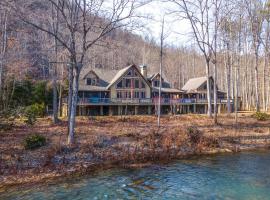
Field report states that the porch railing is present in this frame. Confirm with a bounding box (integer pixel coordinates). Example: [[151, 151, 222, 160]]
[[62, 97, 233, 105]]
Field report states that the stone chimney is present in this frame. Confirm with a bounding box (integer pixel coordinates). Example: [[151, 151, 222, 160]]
[[140, 65, 147, 78]]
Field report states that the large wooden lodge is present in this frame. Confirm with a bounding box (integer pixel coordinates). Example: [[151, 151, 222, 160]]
[[63, 64, 236, 116]]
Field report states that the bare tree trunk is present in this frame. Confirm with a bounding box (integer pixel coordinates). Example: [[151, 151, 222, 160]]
[[213, 62, 217, 123], [0, 10, 8, 111], [206, 60, 212, 117], [67, 62, 73, 130], [52, 0, 59, 123], [158, 17, 164, 127], [263, 53, 267, 111], [52, 65, 59, 123], [226, 45, 231, 113], [213, 0, 218, 124], [58, 82, 63, 117], [68, 65, 80, 145], [255, 51, 260, 112]]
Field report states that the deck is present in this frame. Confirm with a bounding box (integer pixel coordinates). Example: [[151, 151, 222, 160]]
[[63, 98, 234, 106]]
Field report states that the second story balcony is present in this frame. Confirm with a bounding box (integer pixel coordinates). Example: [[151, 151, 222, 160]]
[[63, 97, 233, 105]]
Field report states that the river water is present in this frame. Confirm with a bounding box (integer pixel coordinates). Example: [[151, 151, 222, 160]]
[[1, 150, 270, 200]]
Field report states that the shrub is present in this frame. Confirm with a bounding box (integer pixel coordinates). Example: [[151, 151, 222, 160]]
[[252, 112, 269, 121], [25, 103, 45, 117], [23, 134, 46, 150], [186, 126, 202, 144], [24, 103, 45, 125]]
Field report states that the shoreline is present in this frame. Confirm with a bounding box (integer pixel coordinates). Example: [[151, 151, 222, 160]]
[[1, 143, 269, 191], [1, 114, 270, 190]]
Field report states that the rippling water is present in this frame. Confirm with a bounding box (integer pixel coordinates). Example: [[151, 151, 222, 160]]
[[1, 151, 270, 200]]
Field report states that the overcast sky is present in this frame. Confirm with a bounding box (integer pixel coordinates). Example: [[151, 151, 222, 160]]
[[135, 1, 194, 47]]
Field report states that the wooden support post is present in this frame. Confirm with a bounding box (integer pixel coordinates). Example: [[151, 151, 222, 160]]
[[218, 104, 221, 114], [109, 106, 113, 116], [135, 106, 139, 115], [193, 104, 196, 113], [118, 106, 121, 115], [100, 106, 104, 116], [82, 106, 85, 116], [148, 106, 152, 115], [78, 106, 81, 116]]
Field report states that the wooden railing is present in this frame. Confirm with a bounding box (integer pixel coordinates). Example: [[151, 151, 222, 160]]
[[63, 97, 233, 105]]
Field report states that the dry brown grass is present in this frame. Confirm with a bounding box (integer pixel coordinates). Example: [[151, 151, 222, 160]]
[[1, 113, 270, 187]]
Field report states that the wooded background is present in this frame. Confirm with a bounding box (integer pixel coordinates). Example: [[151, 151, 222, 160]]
[[1, 0, 270, 115]]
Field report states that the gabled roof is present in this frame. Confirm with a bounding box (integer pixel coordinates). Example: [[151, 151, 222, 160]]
[[79, 65, 152, 91], [148, 72, 172, 89], [106, 65, 132, 89], [80, 67, 119, 86], [107, 64, 152, 89], [79, 67, 120, 91], [182, 76, 209, 92]]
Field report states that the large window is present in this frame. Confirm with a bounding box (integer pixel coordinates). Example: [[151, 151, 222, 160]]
[[135, 79, 140, 88], [153, 80, 160, 87], [125, 79, 131, 88], [86, 78, 91, 85], [134, 91, 140, 98], [127, 70, 133, 76], [116, 80, 123, 88], [125, 91, 131, 99], [141, 82, 145, 88], [141, 91, 146, 98], [117, 91, 122, 98], [86, 78, 97, 86]]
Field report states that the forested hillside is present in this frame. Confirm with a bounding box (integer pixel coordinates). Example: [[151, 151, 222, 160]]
[[1, 0, 270, 116]]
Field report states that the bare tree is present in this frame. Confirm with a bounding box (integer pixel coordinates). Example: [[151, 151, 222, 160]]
[[245, 0, 263, 112], [0, 7, 8, 110], [4, 0, 147, 144], [171, 0, 216, 117], [158, 16, 165, 127]]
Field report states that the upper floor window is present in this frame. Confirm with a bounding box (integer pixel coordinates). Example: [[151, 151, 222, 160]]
[[134, 91, 140, 98], [117, 91, 122, 98], [135, 79, 140, 88], [141, 91, 146, 98], [116, 80, 123, 88], [125, 91, 131, 99], [86, 78, 96, 86], [125, 79, 131, 88], [141, 82, 145, 88], [153, 80, 159, 87], [127, 70, 133, 76]]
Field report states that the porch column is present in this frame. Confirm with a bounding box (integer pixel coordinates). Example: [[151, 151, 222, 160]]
[[100, 106, 104, 116], [78, 106, 81, 116], [148, 106, 152, 115], [204, 105, 207, 114], [81, 106, 85, 116], [193, 104, 196, 113], [187, 105, 190, 113], [109, 106, 113, 116], [218, 104, 221, 114], [118, 106, 122, 115], [135, 106, 139, 115]]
